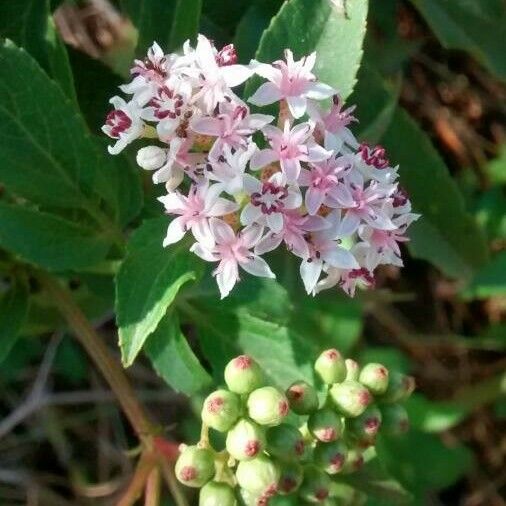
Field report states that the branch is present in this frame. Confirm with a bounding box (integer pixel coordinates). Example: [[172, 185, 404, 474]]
[[36, 271, 155, 441]]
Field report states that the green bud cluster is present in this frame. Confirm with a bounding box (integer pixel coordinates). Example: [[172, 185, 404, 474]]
[[175, 350, 415, 505]]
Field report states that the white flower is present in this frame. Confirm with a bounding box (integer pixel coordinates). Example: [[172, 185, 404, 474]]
[[191, 219, 275, 298], [102, 97, 144, 154], [240, 173, 302, 233], [249, 49, 335, 119], [158, 182, 238, 248]]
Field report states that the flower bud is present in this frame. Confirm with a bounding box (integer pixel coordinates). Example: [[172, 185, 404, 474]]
[[199, 481, 237, 506], [346, 404, 382, 445], [277, 461, 304, 495], [236, 455, 280, 496], [226, 418, 266, 461], [225, 355, 264, 394], [380, 372, 415, 403], [380, 404, 409, 435], [314, 349, 346, 385], [340, 449, 364, 474], [136, 145, 166, 170], [313, 440, 348, 474], [175, 445, 215, 488], [286, 381, 319, 415], [164, 166, 184, 192], [267, 424, 305, 461], [329, 381, 372, 418], [345, 359, 360, 381], [201, 389, 241, 432], [307, 408, 342, 443], [299, 465, 331, 503], [247, 386, 289, 426], [359, 363, 389, 395]]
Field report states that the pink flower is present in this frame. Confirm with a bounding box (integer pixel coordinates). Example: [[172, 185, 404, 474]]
[[158, 183, 238, 248], [191, 219, 275, 298], [255, 210, 329, 259], [357, 208, 420, 269], [298, 152, 352, 214], [339, 172, 396, 234], [317, 265, 375, 297], [308, 94, 358, 150], [355, 143, 398, 183], [190, 35, 253, 114], [102, 96, 144, 154], [299, 210, 360, 294], [249, 50, 335, 118], [250, 121, 330, 183], [240, 173, 302, 233], [191, 102, 273, 158]]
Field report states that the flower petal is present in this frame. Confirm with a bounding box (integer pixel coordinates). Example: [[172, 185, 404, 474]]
[[248, 82, 283, 106], [221, 64, 254, 87], [286, 95, 307, 119], [240, 203, 263, 226], [323, 246, 359, 269], [254, 233, 283, 255], [240, 255, 275, 278], [209, 218, 236, 244], [266, 212, 283, 233], [163, 216, 186, 246], [191, 117, 221, 137], [305, 187, 325, 215], [215, 260, 239, 299], [300, 258, 322, 294], [306, 81, 336, 100], [250, 149, 278, 170]]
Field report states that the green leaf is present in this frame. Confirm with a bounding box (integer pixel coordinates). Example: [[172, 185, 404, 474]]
[[0, 0, 76, 102], [121, 0, 201, 54], [409, 0, 506, 79], [233, 0, 283, 63], [115, 218, 202, 367], [180, 276, 319, 388], [463, 251, 506, 299], [169, 0, 202, 50], [376, 430, 473, 499], [0, 41, 134, 236], [405, 394, 466, 433], [245, 0, 368, 101], [0, 203, 111, 272], [144, 310, 212, 395], [0, 280, 29, 364], [351, 67, 488, 279]]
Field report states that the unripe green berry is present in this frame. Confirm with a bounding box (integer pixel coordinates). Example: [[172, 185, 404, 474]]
[[329, 381, 372, 417], [175, 445, 215, 488], [267, 424, 305, 461], [236, 455, 280, 496], [359, 363, 389, 395], [307, 408, 342, 443], [380, 372, 415, 403], [247, 386, 289, 426], [226, 418, 266, 461], [314, 349, 346, 385], [299, 465, 332, 503], [380, 404, 409, 435], [345, 359, 360, 381], [313, 440, 348, 474], [286, 381, 319, 415], [201, 389, 241, 432], [199, 481, 237, 506], [340, 448, 364, 474], [277, 461, 303, 495], [346, 404, 382, 445], [225, 355, 264, 394]]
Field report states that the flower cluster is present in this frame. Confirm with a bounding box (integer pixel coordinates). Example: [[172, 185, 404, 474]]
[[103, 35, 419, 298], [175, 350, 415, 505]]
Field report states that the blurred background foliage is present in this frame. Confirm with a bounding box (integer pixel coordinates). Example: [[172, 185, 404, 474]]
[[0, 0, 504, 504]]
